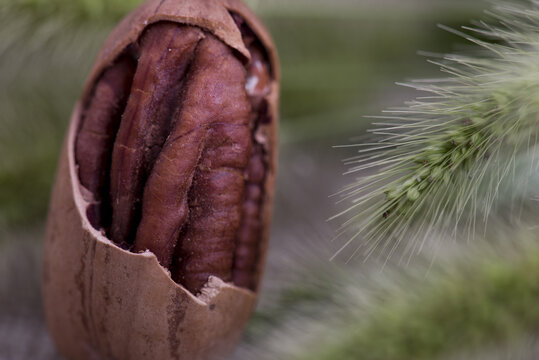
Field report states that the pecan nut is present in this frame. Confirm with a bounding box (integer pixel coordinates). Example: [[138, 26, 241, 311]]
[[42, 0, 278, 359]]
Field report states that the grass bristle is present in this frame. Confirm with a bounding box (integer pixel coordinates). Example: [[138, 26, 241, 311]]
[[334, 0, 539, 262]]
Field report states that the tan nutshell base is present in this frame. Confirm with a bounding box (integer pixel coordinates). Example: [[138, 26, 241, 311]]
[[42, 104, 257, 360]]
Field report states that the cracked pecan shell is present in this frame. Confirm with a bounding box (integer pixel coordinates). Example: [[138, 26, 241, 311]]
[[42, 0, 279, 359]]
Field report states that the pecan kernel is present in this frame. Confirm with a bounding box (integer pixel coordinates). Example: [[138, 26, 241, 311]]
[[75, 15, 274, 294]]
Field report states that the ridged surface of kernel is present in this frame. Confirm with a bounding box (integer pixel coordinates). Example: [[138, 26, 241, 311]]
[[75, 16, 274, 294]]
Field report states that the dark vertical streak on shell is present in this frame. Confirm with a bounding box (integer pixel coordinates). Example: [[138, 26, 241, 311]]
[[167, 288, 187, 360], [109, 23, 203, 246]]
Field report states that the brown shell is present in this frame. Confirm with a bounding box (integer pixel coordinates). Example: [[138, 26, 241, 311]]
[[42, 0, 279, 359]]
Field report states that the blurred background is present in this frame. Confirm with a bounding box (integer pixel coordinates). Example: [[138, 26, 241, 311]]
[[2, 0, 539, 359]]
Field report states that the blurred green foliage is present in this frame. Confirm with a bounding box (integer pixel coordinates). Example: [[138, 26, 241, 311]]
[[0, 4, 112, 227], [0, 0, 481, 228], [301, 247, 539, 360], [246, 271, 337, 342], [12, 0, 142, 20], [1, 1, 538, 360], [270, 10, 481, 141]]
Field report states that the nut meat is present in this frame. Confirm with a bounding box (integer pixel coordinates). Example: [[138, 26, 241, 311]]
[[43, 0, 278, 359]]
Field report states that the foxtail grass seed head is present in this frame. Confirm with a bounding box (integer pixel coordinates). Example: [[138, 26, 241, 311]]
[[334, 0, 539, 262]]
